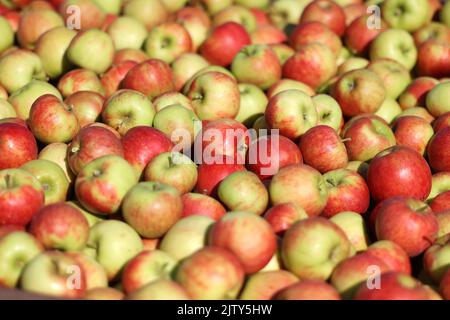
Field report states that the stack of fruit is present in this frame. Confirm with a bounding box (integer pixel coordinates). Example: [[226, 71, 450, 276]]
[[0, 0, 450, 300]]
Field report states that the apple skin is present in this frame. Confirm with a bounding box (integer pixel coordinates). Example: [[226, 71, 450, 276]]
[[440, 269, 450, 300], [270, 164, 328, 217], [57, 69, 105, 98], [39, 142, 74, 183], [428, 172, 450, 202], [354, 272, 434, 300], [123, 0, 168, 31], [200, 22, 251, 67], [0, 224, 24, 238], [171, 53, 209, 92], [231, 44, 281, 90], [265, 89, 318, 140], [375, 197, 438, 257], [0, 231, 43, 288], [424, 240, 450, 283], [413, 22, 450, 46], [0, 16, 13, 54], [0, 122, 37, 169], [330, 211, 369, 253], [427, 127, 450, 173], [338, 57, 369, 75], [100, 61, 137, 99], [366, 240, 412, 275], [20, 251, 86, 299], [67, 126, 124, 175], [75, 155, 137, 215], [264, 203, 308, 236], [0, 168, 44, 226], [127, 279, 191, 300], [300, 0, 346, 36], [426, 82, 450, 117], [312, 94, 343, 132], [398, 77, 439, 110], [29, 203, 89, 252], [430, 191, 450, 213], [60, 0, 106, 30], [392, 116, 434, 155], [275, 280, 341, 300], [64, 91, 105, 128], [121, 59, 174, 100], [299, 125, 348, 173], [21, 159, 70, 205], [123, 182, 182, 238], [282, 217, 351, 280], [175, 246, 245, 300], [28, 94, 79, 144], [113, 48, 148, 65], [160, 215, 214, 261], [153, 91, 194, 112], [68, 252, 108, 290], [433, 112, 450, 133], [84, 220, 143, 281], [121, 250, 177, 294], [212, 5, 257, 33], [251, 25, 287, 45], [239, 270, 298, 300], [270, 44, 295, 65], [247, 134, 303, 180], [121, 126, 174, 178], [235, 83, 267, 126], [0, 99, 16, 119], [282, 43, 337, 91], [381, 0, 429, 32], [290, 22, 342, 57], [182, 65, 235, 95], [175, 6, 211, 52], [397, 106, 435, 124], [107, 16, 147, 51], [367, 58, 411, 100], [181, 192, 226, 221], [344, 13, 387, 55], [85, 287, 124, 300]]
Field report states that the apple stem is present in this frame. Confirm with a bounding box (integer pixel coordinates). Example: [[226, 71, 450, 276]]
[[341, 138, 352, 143], [4, 174, 12, 189]]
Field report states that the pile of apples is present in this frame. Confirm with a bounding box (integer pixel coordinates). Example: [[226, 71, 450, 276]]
[[0, 0, 450, 301]]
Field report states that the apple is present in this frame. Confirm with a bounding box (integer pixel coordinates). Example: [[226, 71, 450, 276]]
[[311, 94, 343, 132], [182, 65, 235, 95], [290, 22, 342, 57], [0, 224, 24, 238], [382, 0, 429, 32], [343, 3, 367, 25], [413, 22, 450, 46], [107, 16, 147, 51], [121, 59, 174, 100], [0, 122, 37, 169], [396, 107, 435, 124], [398, 77, 439, 110], [240, 270, 298, 300], [67, 251, 108, 290], [300, 0, 346, 36], [200, 22, 251, 67], [175, 6, 211, 52], [345, 161, 369, 179], [265, 89, 318, 140], [75, 155, 137, 215], [424, 240, 450, 283], [344, 14, 387, 55], [430, 191, 450, 213], [235, 0, 270, 9], [433, 112, 450, 133], [264, 202, 308, 235], [121, 250, 176, 294], [85, 287, 125, 300], [21, 159, 69, 205], [441, 0, 450, 27], [428, 172, 450, 202], [67, 29, 114, 74], [102, 89, 156, 136], [213, 5, 257, 33], [186, 71, 240, 121], [122, 126, 174, 178], [374, 97, 402, 124], [247, 134, 303, 180], [330, 211, 369, 253], [38, 142, 74, 183], [127, 279, 191, 300], [235, 83, 268, 127], [417, 40, 450, 78], [66, 200, 105, 228], [426, 82, 450, 117], [367, 58, 411, 100], [231, 44, 281, 90], [171, 53, 209, 91], [299, 125, 348, 173], [282, 217, 351, 280], [57, 69, 105, 98], [270, 164, 328, 217], [365, 240, 411, 275], [113, 48, 148, 64], [270, 44, 295, 65], [370, 29, 418, 71], [28, 94, 79, 144], [181, 192, 226, 221], [64, 91, 105, 128], [0, 231, 42, 288], [251, 25, 287, 45], [101, 61, 138, 98], [60, 0, 106, 30], [20, 251, 86, 298], [268, 0, 311, 30], [152, 91, 194, 112], [123, 0, 168, 30], [440, 269, 450, 300], [159, 215, 214, 261], [275, 280, 341, 300], [282, 43, 337, 90], [427, 127, 450, 173], [0, 84, 7, 100], [337, 57, 369, 75], [0, 16, 13, 54], [0, 49, 46, 94], [144, 152, 197, 195], [392, 115, 434, 155]]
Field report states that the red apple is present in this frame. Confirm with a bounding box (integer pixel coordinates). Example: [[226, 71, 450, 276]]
[[264, 202, 308, 235], [417, 40, 450, 78], [430, 191, 450, 213], [290, 22, 342, 57], [113, 48, 148, 64], [0, 122, 37, 169], [343, 3, 367, 26], [300, 0, 346, 36], [64, 91, 105, 128], [366, 240, 412, 275], [0, 224, 24, 238], [398, 77, 439, 110], [275, 280, 341, 300], [181, 192, 226, 221], [250, 25, 286, 45], [427, 127, 450, 173], [57, 68, 105, 98], [101, 60, 138, 98], [433, 112, 450, 133], [392, 116, 434, 155], [344, 14, 387, 54]]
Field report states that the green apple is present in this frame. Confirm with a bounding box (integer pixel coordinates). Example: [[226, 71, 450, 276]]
[[35, 27, 77, 79], [159, 215, 215, 261], [69, 252, 108, 290], [396, 107, 435, 123], [370, 29, 417, 71], [67, 29, 115, 74], [8, 80, 62, 120], [152, 105, 200, 151], [182, 65, 235, 95], [39, 142, 74, 183], [312, 94, 343, 132], [127, 279, 191, 300], [160, 0, 188, 12], [84, 220, 143, 281], [441, 0, 450, 27], [260, 250, 282, 272], [235, 0, 270, 9], [267, 79, 315, 99], [338, 57, 369, 75], [427, 173, 450, 201], [346, 161, 369, 180], [21, 159, 70, 205], [382, 0, 429, 32], [218, 171, 268, 215], [368, 58, 412, 99], [0, 50, 46, 94], [0, 16, 13, 54], [374, 97, 403, 124], [0, 99, 16, 119], [239, 270, 298, 300], [426, 82, 450, 117], [66, 200, 105, 227], [330, 211, 369, 253], [92, 0, 122, 14], [123, 0, 169, 30], [337, 47, 352, 66], [171, 53, 209, 91], [213, 5, 257, 33], [424, 241, 450, 283], [235, 83, 268, 127], [102, 89, 156, 136], [107, 17, 148, 51], [197, 0, 234, 15], [0, 232, 43, 288], [144, 152, 198, 195], [153, 91, 194, 112], [268, 0, 312, 29], [270, 44, 295, 65]]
